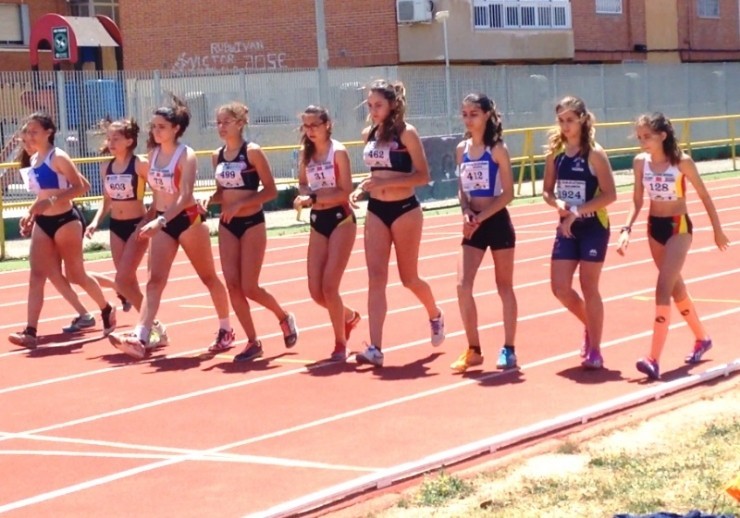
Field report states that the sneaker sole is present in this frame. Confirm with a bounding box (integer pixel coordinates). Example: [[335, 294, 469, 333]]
[[109, 336, 146, 360], [355, 355, 383, 367], [8, 336, 38, 349], [234, 351, 263, 363], [636, 362, 660, 380]]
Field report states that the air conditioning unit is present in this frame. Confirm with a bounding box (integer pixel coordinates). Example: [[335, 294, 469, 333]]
[[397, 0, 433, 24]]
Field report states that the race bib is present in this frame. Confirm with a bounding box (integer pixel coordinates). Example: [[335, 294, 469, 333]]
[[105, 174, 135, 200], [363, 142, 393, 168], [644, 173, 678, 201], [148, 169, 176, 194], [215, 162, 246, 189], [460, 160, 490, 193], [306, 162, 336, 191], [20, 167, 40, 194], [557, 179, 586, 206]]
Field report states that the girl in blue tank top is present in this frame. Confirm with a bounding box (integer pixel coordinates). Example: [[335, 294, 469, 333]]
[[542, 96, 616, 371], [451, 93, 519, 374]]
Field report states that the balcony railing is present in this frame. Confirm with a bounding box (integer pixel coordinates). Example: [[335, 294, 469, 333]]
[[473, 0, 572, 30]]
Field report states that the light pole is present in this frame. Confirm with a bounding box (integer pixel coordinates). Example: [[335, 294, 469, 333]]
[[315, 0, 330, 108], [435, 10, 452, 135]]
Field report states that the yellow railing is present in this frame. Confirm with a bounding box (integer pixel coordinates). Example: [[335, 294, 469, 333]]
[[1, 114, 738, 259]]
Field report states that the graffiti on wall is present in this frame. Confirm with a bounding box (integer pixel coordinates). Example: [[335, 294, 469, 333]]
[[172, 40, 287, 74]]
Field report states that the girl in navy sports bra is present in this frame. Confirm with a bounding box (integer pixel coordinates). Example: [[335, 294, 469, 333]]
[[451, 93, 519, 374], [108, 96, 232, 359], [203, 102, 298, 362], [293, 105, 359, 362], [617, 112, 730, 380], [85, 118, 160, 323], [349, 79, 445, 368], [8, 113, 116, 349], [542, 96, 616, 371]]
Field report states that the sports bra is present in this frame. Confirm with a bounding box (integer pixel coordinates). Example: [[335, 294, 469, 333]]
[[640, 153, 685, 202], [306, 138, 344, 191], [21, 149, 71, 194], [148, 144, 187, 194], [104, 155, 144, 201], [362, 125, 413, 173], [459, 140, 502, 198], [214, 142, 260, 191]]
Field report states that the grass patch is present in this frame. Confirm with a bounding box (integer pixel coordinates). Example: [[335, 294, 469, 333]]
[[378, 397, 740, 517], [411, 471, 474, 508]]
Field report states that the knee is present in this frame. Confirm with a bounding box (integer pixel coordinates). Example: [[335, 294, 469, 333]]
[[147, 274, 168, 294], [115, 271, 136, 289], [456, 279, 474, 298], [242, 283, 263, 301], [400, 275, 422, 291], [550, 282, 570, 301], [321, 281, 340, 302], [496, 280, 514, 298], [223, 276, 242, 295], [65, 269, 87, 286]]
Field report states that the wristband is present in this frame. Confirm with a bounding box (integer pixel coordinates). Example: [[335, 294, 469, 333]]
[[569, 205, 580, 218], [620, 226, 632, 234], [309, 193, 317, 203], [156, 215, 167, 228]]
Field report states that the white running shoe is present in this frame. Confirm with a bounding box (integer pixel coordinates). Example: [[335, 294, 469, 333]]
[[355, 344, 384, 367], [430, 310, 445, 347]]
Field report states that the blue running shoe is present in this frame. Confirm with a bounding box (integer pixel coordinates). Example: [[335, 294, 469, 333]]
[[636, 357, 660, 380], [685, 338, 712, 364], [581, 348, 604, 370], [496, 347, 517, 370]]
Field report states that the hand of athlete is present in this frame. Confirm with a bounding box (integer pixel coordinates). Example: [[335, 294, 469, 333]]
[[220, 201, 241, 224], [19, 213, 34, 238], [715, 230, 730, 251], [349, 187, 365, 206], [293, 195, 312, 210], [462, 209, 479, 239], [84, 221, 98, 239], [616, 230, 630, 256], [559, 213, 577, 238], [137, 219, 161, 240]]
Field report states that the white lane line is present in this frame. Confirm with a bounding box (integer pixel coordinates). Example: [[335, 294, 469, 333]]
[[1, 303, 738, 514]]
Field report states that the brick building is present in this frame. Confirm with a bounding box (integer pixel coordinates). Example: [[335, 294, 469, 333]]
[[0, 0, 738, 72]]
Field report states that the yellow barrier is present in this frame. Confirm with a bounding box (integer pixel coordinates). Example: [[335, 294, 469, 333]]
[[1, 115, 738, 259]]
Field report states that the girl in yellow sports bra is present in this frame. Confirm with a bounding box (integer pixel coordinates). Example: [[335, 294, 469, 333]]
[[108, 96, 232, 360], [617, 112, 730, 380]]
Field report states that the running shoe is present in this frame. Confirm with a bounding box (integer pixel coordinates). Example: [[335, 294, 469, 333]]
[[234, 340, 264, 363], [345, 311, 361, 340], [450, 349, 484, 373], [581, 348, 604, 370], [430, 311, 445, 347], [280, 313, 298, 348], [636, 357, 660, 380], [355, 344, 384, 367], [8, 328, 38, 349], [102, 305, 117, 336], [330, 342, 348, 362], [62, 313, 96, 333], [148, 321, 170, 349], [109, 332, 147, 360], [496, 347, 518, 370], [208, 328, 236, 353], [684, 338, 713, 364]]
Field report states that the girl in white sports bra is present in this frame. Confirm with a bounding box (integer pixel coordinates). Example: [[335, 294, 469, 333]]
[[108, 96, 233, 360], [617, 112, 729, 380]]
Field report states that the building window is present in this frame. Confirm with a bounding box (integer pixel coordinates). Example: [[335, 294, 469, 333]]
[[473, 0, 571, 30], [697, 0, 719, 18], [595, 0, 622, 14], [69, 0, 120, 23], [0, 3, 30, 45]]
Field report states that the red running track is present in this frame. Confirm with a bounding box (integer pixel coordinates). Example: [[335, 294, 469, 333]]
[[1, 177, 739, 517]]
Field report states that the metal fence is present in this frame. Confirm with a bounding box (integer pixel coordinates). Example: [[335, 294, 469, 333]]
[[1, 62, 739, 200]]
